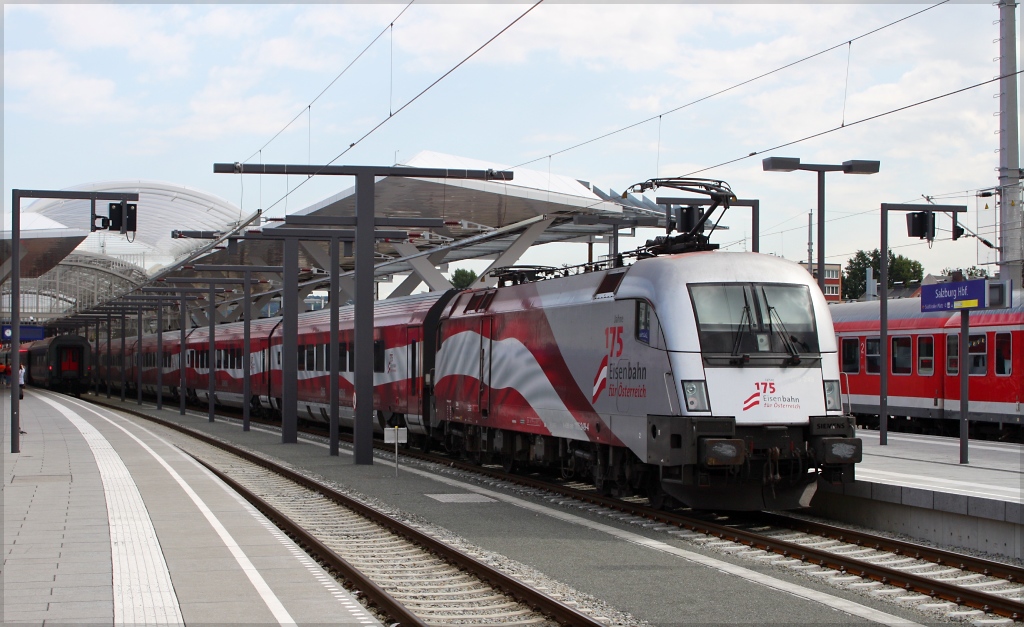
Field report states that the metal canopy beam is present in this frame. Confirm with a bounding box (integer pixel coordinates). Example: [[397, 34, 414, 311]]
[[389, 251, 450, 298], [476, 217, 556, 288], [217, 162, 513, 464], [9, 189, 140, 454], [285, 215, 445, 228], [391, 243, 453, 292], [877, 203, 968, 451]]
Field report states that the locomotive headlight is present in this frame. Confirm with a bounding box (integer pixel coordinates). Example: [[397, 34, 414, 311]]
[[682, 380, 710, 412], [823, 380, 842, 411]]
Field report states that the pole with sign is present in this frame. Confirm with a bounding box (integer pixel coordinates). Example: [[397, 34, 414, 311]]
[[920, 278, 1013, 463], [384, 427, 408, 477]]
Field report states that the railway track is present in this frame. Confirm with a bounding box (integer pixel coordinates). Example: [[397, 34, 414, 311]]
[[151, 427, 612, 626], [397, 447, 1024, 623], [86, 395, 1023, 623]]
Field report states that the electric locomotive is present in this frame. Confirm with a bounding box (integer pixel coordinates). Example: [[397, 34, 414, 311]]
[[97, 178, 863, 510]]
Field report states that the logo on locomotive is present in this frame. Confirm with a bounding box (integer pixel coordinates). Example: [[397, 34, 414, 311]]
[[593, 323, 648, 404], [742, 380, 801, 411]]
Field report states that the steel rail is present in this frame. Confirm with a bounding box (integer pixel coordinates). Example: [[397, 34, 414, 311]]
[[90, 400, 606, 627], [187, 452, 427, 627], [83, 396, 1022, 620], [754, 511, 1020, 583], [384, 447, 1023, 620]]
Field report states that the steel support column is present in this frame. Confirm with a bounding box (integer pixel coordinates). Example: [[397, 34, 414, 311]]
[[354, 173, 375, 464], [208, 284, 216, 422], [120, 313, 126, 402], [180, 294, 187, 416], [137, 307, 143, 405], [243, 271, 252, 432], [282, 238, 299, 443], [330, 238, 340, 456], [960, 312, 970, 464], [106, 313, 112, 399], [156, 301, 163, 410]]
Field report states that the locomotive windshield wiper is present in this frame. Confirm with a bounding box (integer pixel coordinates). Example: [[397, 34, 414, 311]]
[[730, 291, 755, 361], [761, 287, 801, 365]]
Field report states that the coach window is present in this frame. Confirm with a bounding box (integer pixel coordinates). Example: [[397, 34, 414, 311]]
[[841, 338, 859, 374], [995, 333, 1011, 375], [891, 337, 912, 375], [946, 334, 958, 375], [918, 336, 934, 376], [865, 337, 880, 374], [968, 334, 987, 375]]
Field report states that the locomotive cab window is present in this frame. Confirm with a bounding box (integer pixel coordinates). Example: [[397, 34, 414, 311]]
[[865, 338, 880, 374], [689, 283, 818, 358], [841, 338, 859, 374], [891, 336, 912, 375], [995, 333, 1011, 376], [918, 336, 934, 376], [636, 301, 651, 344]]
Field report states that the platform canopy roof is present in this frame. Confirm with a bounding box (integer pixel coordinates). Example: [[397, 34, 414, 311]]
[[47, 151, 682, 323], [154, 151, 666, 297], [1, 213, 88, 283]]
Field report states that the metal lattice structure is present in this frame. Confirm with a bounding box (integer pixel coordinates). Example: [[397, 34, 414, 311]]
[[1, 251, 148, 323]]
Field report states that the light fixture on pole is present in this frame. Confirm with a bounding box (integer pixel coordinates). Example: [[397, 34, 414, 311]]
[[762, 157, 879, 293]]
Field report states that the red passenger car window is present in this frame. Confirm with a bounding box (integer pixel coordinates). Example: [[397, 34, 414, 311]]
[[917, 336, 934, 376], [995, 333, 1012, 376]]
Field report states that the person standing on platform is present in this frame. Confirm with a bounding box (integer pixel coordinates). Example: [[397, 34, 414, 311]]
[[19, 363, 26, 399], [0, 363, 7, 387]]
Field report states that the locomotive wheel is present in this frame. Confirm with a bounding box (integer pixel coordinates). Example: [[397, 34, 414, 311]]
[[249, 396, 264, 418], [501, 453, 517, 474]]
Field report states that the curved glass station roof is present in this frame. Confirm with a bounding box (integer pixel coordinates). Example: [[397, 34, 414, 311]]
[[25, 180, 247, 273]]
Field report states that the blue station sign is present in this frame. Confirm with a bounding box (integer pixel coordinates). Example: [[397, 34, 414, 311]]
[[920, 279, 987, 312], [1, 325, 46, 342]]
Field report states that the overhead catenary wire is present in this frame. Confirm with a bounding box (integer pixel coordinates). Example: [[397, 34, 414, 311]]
[[242, 1, 416, 165], [257, 1, 544, 216], [511, 1, 950, 170], [682, 71, 1023, 178]]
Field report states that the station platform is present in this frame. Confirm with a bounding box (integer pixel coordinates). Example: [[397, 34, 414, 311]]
[[50, 390, 942, 626], [811, 429, 1022, 559], [2, 388, 381, 626]]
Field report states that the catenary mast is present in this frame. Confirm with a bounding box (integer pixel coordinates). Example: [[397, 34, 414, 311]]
[[997, 0, 1021, 283]]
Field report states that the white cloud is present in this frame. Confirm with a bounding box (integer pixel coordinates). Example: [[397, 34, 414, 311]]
[[23, 4, 194, 78], [3, 49, 134, 123]]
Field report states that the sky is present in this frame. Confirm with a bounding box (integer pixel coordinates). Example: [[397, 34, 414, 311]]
[[3, 2, 1019, 286]]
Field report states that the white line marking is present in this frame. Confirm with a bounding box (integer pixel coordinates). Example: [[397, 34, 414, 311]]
[[47, 394, 297, 627], [36, 395, 185, 626], [856, 469, 1021, 503], [246, 422, 924, 626]]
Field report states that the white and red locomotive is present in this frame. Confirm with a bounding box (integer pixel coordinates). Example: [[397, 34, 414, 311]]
[[831, 292, 1022, 439], [90, 249, 860, 511]]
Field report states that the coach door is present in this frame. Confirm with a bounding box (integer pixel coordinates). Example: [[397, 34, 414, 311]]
[[406, 326, 419, 417], [60, 346, 82, 378], [479, 317, 492, 419]]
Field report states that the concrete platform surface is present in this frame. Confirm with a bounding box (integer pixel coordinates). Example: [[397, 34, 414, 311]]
[[46, 390, 962, 626], [3, 387, 381, 626]]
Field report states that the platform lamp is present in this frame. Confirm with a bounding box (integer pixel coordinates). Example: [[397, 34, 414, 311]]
[[762, 157, 880, 293]]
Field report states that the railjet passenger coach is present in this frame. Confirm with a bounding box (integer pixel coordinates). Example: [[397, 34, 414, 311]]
[[91, 178, 862, 510]]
